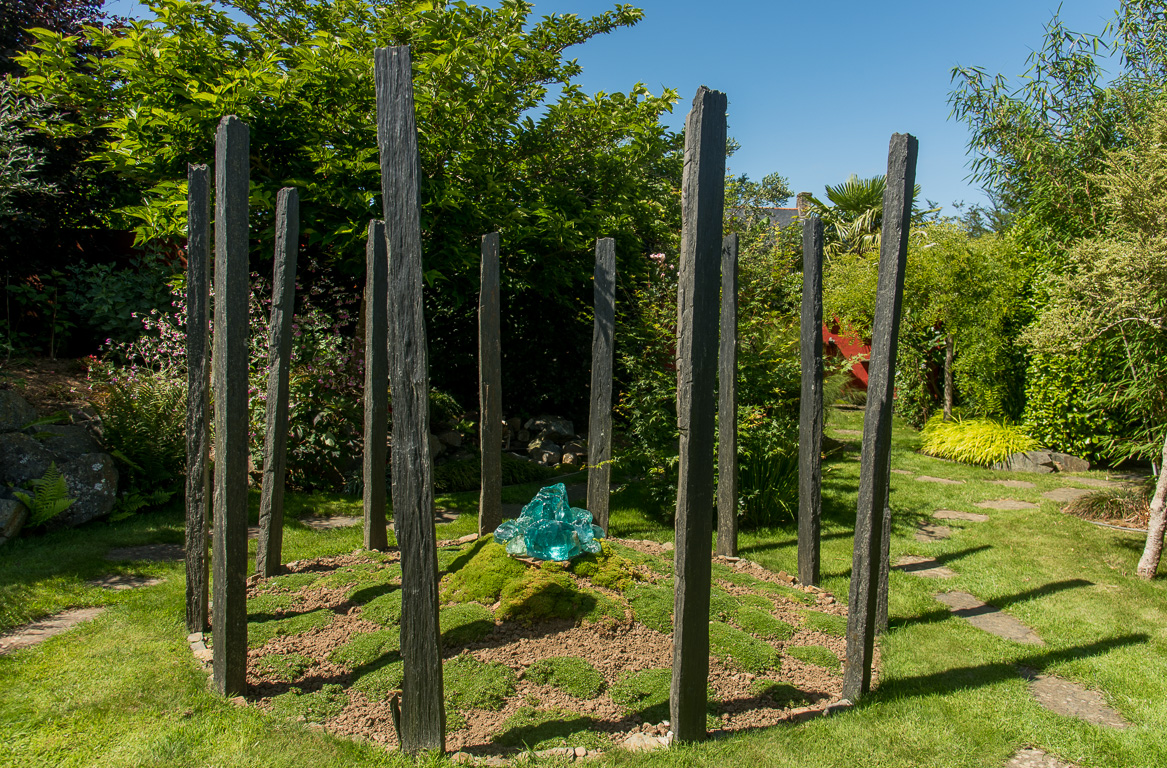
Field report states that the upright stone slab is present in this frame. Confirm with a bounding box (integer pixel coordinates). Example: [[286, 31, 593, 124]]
[[211, 116, 250, 697], [184, 163, 211, 634], [877, 499, 891, 634], [256, 187, 300, 577], [798, 216, 824, 586], [587, 237, 616, 533], [375, 46, 444, 754], [364, 220, 390, 551], [843, 133, 917, 701], [670, 85, 726, 744], [716, 233, 738, 557], [479, 232, 503, 536]]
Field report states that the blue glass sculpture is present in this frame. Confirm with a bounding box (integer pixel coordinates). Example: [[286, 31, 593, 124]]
[[492, 483, 605, 561]]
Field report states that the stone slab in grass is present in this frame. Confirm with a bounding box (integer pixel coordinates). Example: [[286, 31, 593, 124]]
[[935, 591, 1043, 645], [933, 509, 989, 523], [0, 607, 105, 655], [989, 480, 1037, 489], [975, 499, 1038, 511], [890, 468, 912, 475], [1006, 748, 1081, 768], [914, 522, 952, 542], [915, 475, 966, 485], [833, 429, 862, 437], [1067, 477, 1125, 489], [87, 574, 165, 590], [301, 515, 362, 530], [1041, 488, 1095, 503], [105, 544, 183, 562], [1024, 672, 1130, 728], [894, 555, 955, 578]]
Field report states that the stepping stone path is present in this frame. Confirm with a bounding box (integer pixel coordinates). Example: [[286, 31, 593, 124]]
[[934, 591, 1043, 645], [1005, 748, 1080, 768], [894, 555, 955, 578], [1041, 488, 1094, 503], [916, 475, 965, 485], [1021, 670, 1130, 728], [105, 544, 184, 562], [933, 509, 990, 523], [890, 468, 912, 475], [989, 480, 1036, 489], [1069, 477, 1125, 489], [0, 607, 105, 655], [975, 499, 1038, 511], [833, 429, 863, 437], [86, 575, 164, 590], [915, 522, 952, 542]]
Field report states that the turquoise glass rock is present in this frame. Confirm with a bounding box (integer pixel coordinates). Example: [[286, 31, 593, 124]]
[[492, 482, 604, 561]]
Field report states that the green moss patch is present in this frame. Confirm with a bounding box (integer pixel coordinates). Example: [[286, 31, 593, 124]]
[[269, 683, 349, 722], [260, 571, 324, 593], [525, 656, 605, 699], [569, 546, 644, 592], [496, 569, 622, 624], [440, 539, 527, 604], [444, 653, 517, 711], [785, 644, 841, 671], [709, 587, 737, 621], [317, 562, 400, 598], [446, 704, 468, 731], [609, 668, 672, 722], [255, 652, 313, 683], [247, 592, 295, 619], [607, 542, 672, 576], [802, 610, 847, 637], [351, 659, 405, 701], [440, 602, 495, 646], [627, 584, 672, 633], [749, 679, 810, 706], [360, 590, 402, 626], [328, 628, 400, 670], [732, 606, 795, 641], [248, 608, 333, 649], [756, 581, 816, 605], [709, 622, 781, 674], [493, 706, 608, 750]]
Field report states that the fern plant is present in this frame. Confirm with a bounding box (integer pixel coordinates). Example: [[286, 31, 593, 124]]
[[13, 463, 77, 527], [920, 415, 1039, 466]]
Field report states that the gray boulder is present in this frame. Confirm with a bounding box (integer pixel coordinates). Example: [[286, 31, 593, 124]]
[[0, 390, 37, 432], [0, 498, 27, 545], [0, 432, 55, 487], [991, 450, 1090, 474], [31, 425, 102, 459], [524, 415, 575, 441], [527, 435, 562, 465], [53, 453, 119, 529], [1048, 452, 1091, 472]]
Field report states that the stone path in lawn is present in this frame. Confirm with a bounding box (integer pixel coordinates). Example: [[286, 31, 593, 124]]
[[1041, 488, 1094, 503], [0, 607, 105, 655], [915, 475, 965, 485], [934, 591, 1043, 645], [1068, 477, 1125, 489], [86, 574, 164, 590], [1005, 748, 1081, 768], [933, 509, 990, 522], [833, 429, 863, 437], [1019, 669, 1131, 728], [894, 555, 955, 578], [976, 499, 1038, 511], [914, 522, 952, 542], [989, 480, 1036, 489], [105, 543, 184, 561], [890, 468, 912, 475]]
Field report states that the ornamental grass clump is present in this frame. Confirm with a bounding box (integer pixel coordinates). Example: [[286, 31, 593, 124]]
[[920, 415, 1039, 466]]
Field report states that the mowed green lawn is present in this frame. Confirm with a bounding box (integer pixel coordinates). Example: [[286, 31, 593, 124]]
[[1, 410, 1164, 767]]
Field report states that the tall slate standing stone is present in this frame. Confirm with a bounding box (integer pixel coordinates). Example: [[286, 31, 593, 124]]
[[375, 46, 444, 754], [587, 237, 616, 533], [798, 216, 824, 586], [478, 232, 503, 536], [876, 494, 892, 634], [670, 86, 727, 744], [716, 233, 738, 557], [256, 187, 300, 577], [185, 163, 211, 634], [843, 133, 918, 701], [364, 220, 390, 551], [211, 116, 250, 696]]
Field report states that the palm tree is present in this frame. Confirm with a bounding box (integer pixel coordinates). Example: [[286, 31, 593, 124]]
[[806, 174, 923, 260]]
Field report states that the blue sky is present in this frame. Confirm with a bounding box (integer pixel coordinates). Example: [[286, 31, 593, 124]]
[[105, 0, 1120, 213]]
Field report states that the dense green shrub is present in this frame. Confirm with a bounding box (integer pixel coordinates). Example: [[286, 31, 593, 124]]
[[1022, 352, 1120, 463], [920, 415, 1039, 466]]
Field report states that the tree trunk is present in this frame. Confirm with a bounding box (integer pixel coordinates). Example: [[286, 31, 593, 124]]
[[1137, 432, 1167, 579], [943, 333, 954, 421]]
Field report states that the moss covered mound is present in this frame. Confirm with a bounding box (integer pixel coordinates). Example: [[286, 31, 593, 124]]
[[497, 567, 623, 624], [329, 627, 399, 669], [255, 652, 313, 683], [440, 538, 527, 605], [609, 668, 672, 722], [248, 608, 333, 649], [440, 602, 495, 646], [269, 684, 348, 721], [526, 656, 606, 699], [786, 644, 841, 671], [444, 653, 516, 711], [494, 707, 609, 751], [803, 610, 847, 637], [709, 622, 781, 674]]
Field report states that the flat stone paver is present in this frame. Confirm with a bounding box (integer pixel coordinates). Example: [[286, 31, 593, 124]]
[[915, 522, 952, 542], [989, 480, 1037, 489], [105, 544, 184, 562], [975, 499, 1038, 511], [1041, 488, 1095, 503], [87, 575, 164, 590], [916, 475, 966, 485], [301, 515, 362, 530], [894, 555, 955, 578], [0, 607, 105, 655], [935, 591, 1043, 645], [890, 469, 912, 475], [933, 509, 990, 522], [1024, 672, 1130, 728], [833, 429, 863, 437], [1069, 477, 1124, 489], [1005, 748, 1080, 768]]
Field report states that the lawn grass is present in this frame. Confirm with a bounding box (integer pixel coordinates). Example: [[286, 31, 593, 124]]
[[1, 408, 1165, 766]]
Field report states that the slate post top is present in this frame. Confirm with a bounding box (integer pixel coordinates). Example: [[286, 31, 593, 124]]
[[216, 114, 249, 136], [691, 85, 728, 111]]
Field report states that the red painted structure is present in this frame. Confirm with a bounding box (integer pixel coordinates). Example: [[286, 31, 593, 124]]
[[823, 320, 871, 389]]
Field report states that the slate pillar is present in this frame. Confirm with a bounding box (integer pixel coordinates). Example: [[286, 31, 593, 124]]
[[587, 237, 616, 533], [670, 85, 727, 744], [798, 216, 824, 586], [716, 233, 738, 557], [211, 115, 250, 697], [184, 163, 211, 634], [375, 45, 445, 754], [843, 133, 917, 701], [364, 219, 390, 551], [479, 232, 503, 537], [256, 187, 300, 577]]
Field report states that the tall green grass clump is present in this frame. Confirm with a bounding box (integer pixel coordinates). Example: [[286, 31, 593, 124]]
[[919, 415, 1039, 466]]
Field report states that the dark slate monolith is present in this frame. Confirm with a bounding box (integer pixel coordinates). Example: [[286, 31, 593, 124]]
[[478, 232, 503, 536], [876, 498, 891, 634], [587, 237, 616, 534], [375, 45, 445, 754], [256, 187, 300, 577], [670, 85, 727, 744], [364, 219, 390, 551], [185, 163, 211, 634], [211, 115, 250, 697], [843, 133, 918, 701], [798, 216, 824, 586], [716, 233, 738, 557]]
